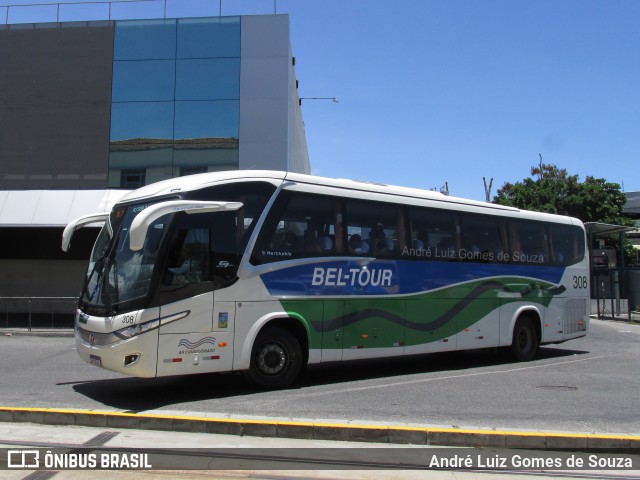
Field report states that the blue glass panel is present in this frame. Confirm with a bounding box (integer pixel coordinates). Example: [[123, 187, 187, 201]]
[[112, 60, 175, 102], [110, 102, 174, 141], [173, 148, 239, 174], [174, 101, 239, 140], [175, 58, 240, 101], [114, 19, 176, 60], [177, 17, 240, 58]]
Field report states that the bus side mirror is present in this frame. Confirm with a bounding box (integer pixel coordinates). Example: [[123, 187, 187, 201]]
[[62, 212, 109, 252], [129, 200, 243, 251]]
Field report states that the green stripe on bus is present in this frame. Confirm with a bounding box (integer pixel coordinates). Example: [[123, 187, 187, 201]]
[[283, 277, 559, 349]]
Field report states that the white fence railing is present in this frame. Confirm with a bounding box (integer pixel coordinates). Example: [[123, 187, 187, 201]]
[[1, 296, 78, 330], [1, 0, 221, 25]]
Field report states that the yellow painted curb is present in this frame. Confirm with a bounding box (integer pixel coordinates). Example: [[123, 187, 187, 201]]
[[1, 406, 639, 446]]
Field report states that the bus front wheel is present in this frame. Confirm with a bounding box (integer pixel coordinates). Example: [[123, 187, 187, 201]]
[[245, 327, 302, 389], [510, 316, 539, 362]]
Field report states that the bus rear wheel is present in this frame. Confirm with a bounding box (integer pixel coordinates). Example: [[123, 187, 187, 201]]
[[245, 327, 302, 389], [510, 316, 539, 362]]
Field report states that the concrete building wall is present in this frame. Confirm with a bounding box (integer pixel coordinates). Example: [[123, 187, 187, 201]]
[[238, 15, 291, 171], [0, 259, 86, 297], [288, 47, 310, 174], [0, 22, 114, 190]]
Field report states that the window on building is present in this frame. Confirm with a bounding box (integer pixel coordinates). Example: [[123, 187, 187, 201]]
[[177, 17, 240, 58], [175, 58, 240, 101], [114, 20, 177, 60], [120, 168, 146, 189], [179, 166, 208, 177]]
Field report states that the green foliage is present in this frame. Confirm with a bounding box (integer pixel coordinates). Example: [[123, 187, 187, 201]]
[[494, 162, 635, 264], [494, 162, 633, 226]]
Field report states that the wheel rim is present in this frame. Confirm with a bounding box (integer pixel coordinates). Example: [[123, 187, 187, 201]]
[[517, 326, 532, 352], [256, 341, 287, 376]]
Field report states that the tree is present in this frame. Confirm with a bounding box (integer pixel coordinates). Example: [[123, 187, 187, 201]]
[[494, 162, 632, 226], [494, 162, 635, 263]]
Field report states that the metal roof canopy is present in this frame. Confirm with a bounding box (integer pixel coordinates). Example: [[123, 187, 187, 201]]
[[585, 222, 637, 269], [585, 222, 637, 237], [0, 189, 130, 227]]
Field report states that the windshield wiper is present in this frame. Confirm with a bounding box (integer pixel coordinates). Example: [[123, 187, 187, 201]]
[[101, 257, 115, 315]]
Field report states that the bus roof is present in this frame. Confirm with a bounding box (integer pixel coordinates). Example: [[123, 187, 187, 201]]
[[117, 170, 582, 226]]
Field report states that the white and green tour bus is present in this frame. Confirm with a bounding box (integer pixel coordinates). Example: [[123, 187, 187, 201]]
[[62, 171, 589, 388]]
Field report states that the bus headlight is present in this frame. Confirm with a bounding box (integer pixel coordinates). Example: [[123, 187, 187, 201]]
[[115, 318, 160, 340]]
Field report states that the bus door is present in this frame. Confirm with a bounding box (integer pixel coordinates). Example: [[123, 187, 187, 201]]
[[153, 210, 237, 376]]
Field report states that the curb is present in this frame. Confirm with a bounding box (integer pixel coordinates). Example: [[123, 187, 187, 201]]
[[1, 407, 639, 451]]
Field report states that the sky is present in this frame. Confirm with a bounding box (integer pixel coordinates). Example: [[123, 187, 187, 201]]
[[3, 0, 639, 201]]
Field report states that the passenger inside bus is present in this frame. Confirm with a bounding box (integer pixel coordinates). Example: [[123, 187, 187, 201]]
[[349, 233, 369, 255], [167, 231, 209, 285], [369, 225, 390, 255]]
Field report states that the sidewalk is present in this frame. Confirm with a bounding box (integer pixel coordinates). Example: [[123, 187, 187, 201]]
[[1, 406, 639, 451], [590, 298, 640, 323], [4, 423, 639, 480]]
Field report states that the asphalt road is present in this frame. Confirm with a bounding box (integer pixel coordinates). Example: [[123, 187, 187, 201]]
[[1, 319, 639, 435]]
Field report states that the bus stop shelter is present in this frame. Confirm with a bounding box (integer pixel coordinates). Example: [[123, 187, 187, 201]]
[[585, 222, 639, 321]]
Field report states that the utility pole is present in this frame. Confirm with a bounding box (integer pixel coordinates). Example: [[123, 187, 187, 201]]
[[483, 177, 493, 202]]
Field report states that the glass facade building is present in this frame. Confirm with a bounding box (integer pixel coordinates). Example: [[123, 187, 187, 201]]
[[0, 11, 309, 317], [0, 13, 309, 190], [109, 17, 242, 187]]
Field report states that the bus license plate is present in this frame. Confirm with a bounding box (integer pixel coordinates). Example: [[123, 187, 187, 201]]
[[89, 354, 102, 367]]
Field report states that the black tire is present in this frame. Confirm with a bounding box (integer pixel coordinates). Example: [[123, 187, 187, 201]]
[[510, 316, 539, 362], [245, 327, 303, 389]]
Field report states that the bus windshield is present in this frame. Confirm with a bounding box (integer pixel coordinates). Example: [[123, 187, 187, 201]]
[[80, 203, 169, 315], [78, 181, 278, 316]]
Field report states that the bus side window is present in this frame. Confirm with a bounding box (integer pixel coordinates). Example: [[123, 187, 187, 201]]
[[251, 191, 343, 264], [167, 228, 209, 285], [345, 200, 404, 259], [460, 214, 507, 262], [197, 181, 277, 249], [407, 208, 458, 261], [549, 224, 584, 266], [155, 222, 214, 306], [510, 220, 549, 264]]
